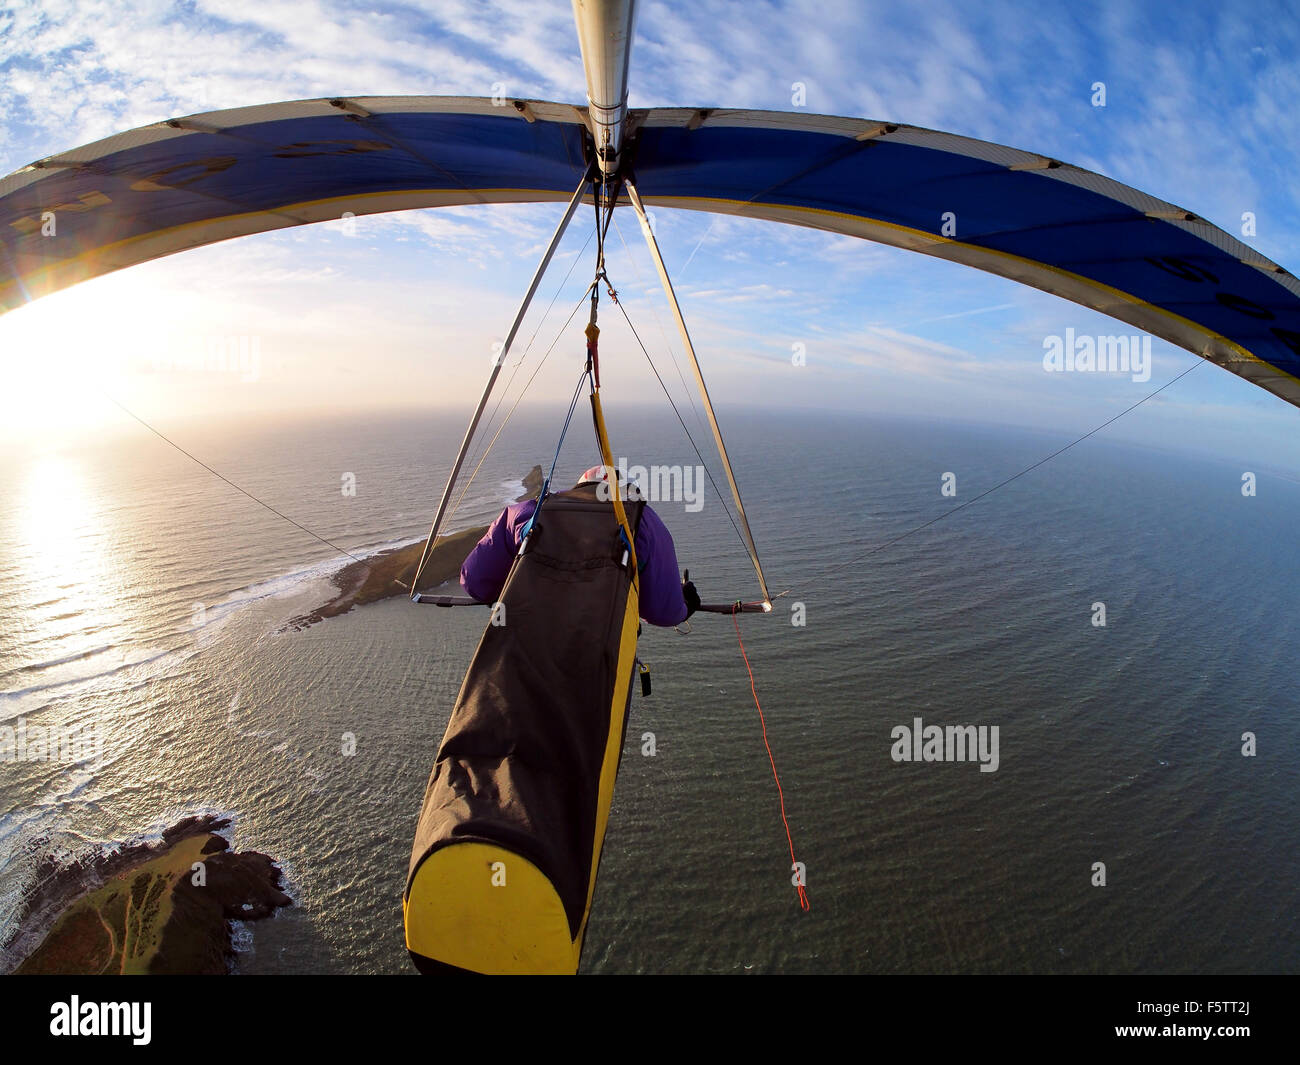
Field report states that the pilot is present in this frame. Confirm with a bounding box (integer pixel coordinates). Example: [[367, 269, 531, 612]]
[[460, 464, 700, 626]]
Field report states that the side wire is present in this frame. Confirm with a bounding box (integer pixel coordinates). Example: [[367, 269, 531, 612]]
[[610, 214, 706, 433], [822, 358, 1205, 576], [446, 228, 596, 523], [100, 393, 369, 565], [445, 283, 597, 524], [609, 289, 753, 564]]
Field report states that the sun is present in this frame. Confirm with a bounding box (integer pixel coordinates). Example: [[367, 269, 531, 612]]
[[0, 270, 188, 441]]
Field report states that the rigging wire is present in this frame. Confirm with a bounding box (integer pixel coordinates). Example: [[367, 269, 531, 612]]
[[610, 214, 707, 434], [445, 283, 597, 526], [586, 220, 799, 903], [100, 393, 370, 566], [99, 210, 1191, 615], [546, 364, 595, 493], [93, 206, 613, 601], [608, 290, 755, 568], [820, 359, 1205, 577], [447, 187, 623, 527], [446, 229, 596, 519], [5, 246, 373, 570]]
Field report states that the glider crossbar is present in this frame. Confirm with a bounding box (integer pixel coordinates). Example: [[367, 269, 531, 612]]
[[412, 594, 487, 607]]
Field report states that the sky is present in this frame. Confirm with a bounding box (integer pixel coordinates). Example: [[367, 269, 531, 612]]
[[2, 0, 1300, 470]]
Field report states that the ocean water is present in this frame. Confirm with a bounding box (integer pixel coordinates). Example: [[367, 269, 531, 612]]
[[1, 405, 1297, 974]]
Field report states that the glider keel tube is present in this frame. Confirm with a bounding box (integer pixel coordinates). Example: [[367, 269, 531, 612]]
[[572, 0, 638, 178]]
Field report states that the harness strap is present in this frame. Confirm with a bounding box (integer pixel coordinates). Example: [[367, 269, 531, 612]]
[[585, 320, 600, 389], [516, 488, 545, 554], [590, 384, 638, 581]]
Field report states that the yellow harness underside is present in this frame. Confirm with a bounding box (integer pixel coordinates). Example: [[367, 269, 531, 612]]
[[403, 578, 641, 974]]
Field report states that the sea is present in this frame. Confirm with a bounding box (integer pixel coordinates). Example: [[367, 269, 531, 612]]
[[0, 405, 1297, 974]]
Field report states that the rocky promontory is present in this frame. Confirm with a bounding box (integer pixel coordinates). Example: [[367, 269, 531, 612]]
[[7, 815, 290, 975], [287, 464, 543, 630]]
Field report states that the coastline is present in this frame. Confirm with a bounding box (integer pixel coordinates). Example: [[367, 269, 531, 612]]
[[6, 814, 290, 975], [286, 464, 543, 630], [1, 467, 546, 973]]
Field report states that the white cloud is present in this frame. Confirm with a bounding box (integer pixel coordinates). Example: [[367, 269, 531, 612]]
[[1, 0, 1297, 453]]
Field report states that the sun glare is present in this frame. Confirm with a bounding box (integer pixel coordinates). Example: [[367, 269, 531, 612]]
[[14, 452, 126, 651], [19, 455, 96, 557], [0, 273, 185, 440]]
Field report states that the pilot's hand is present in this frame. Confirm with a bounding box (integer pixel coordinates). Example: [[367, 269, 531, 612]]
[[682, 569, 701, 618]]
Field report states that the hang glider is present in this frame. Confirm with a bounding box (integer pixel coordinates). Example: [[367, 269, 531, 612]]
[[3, 102, 1300, 408], [5, 0, 1298, 977]]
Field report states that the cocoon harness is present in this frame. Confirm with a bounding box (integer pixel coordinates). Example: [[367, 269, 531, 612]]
[[404, 480, 644, 974]]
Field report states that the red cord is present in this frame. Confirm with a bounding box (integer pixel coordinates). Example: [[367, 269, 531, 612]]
[[733, 606, 809, 911]]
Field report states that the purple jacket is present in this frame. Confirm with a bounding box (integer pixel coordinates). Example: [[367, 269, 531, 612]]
[[460, 496, 688, 627]]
